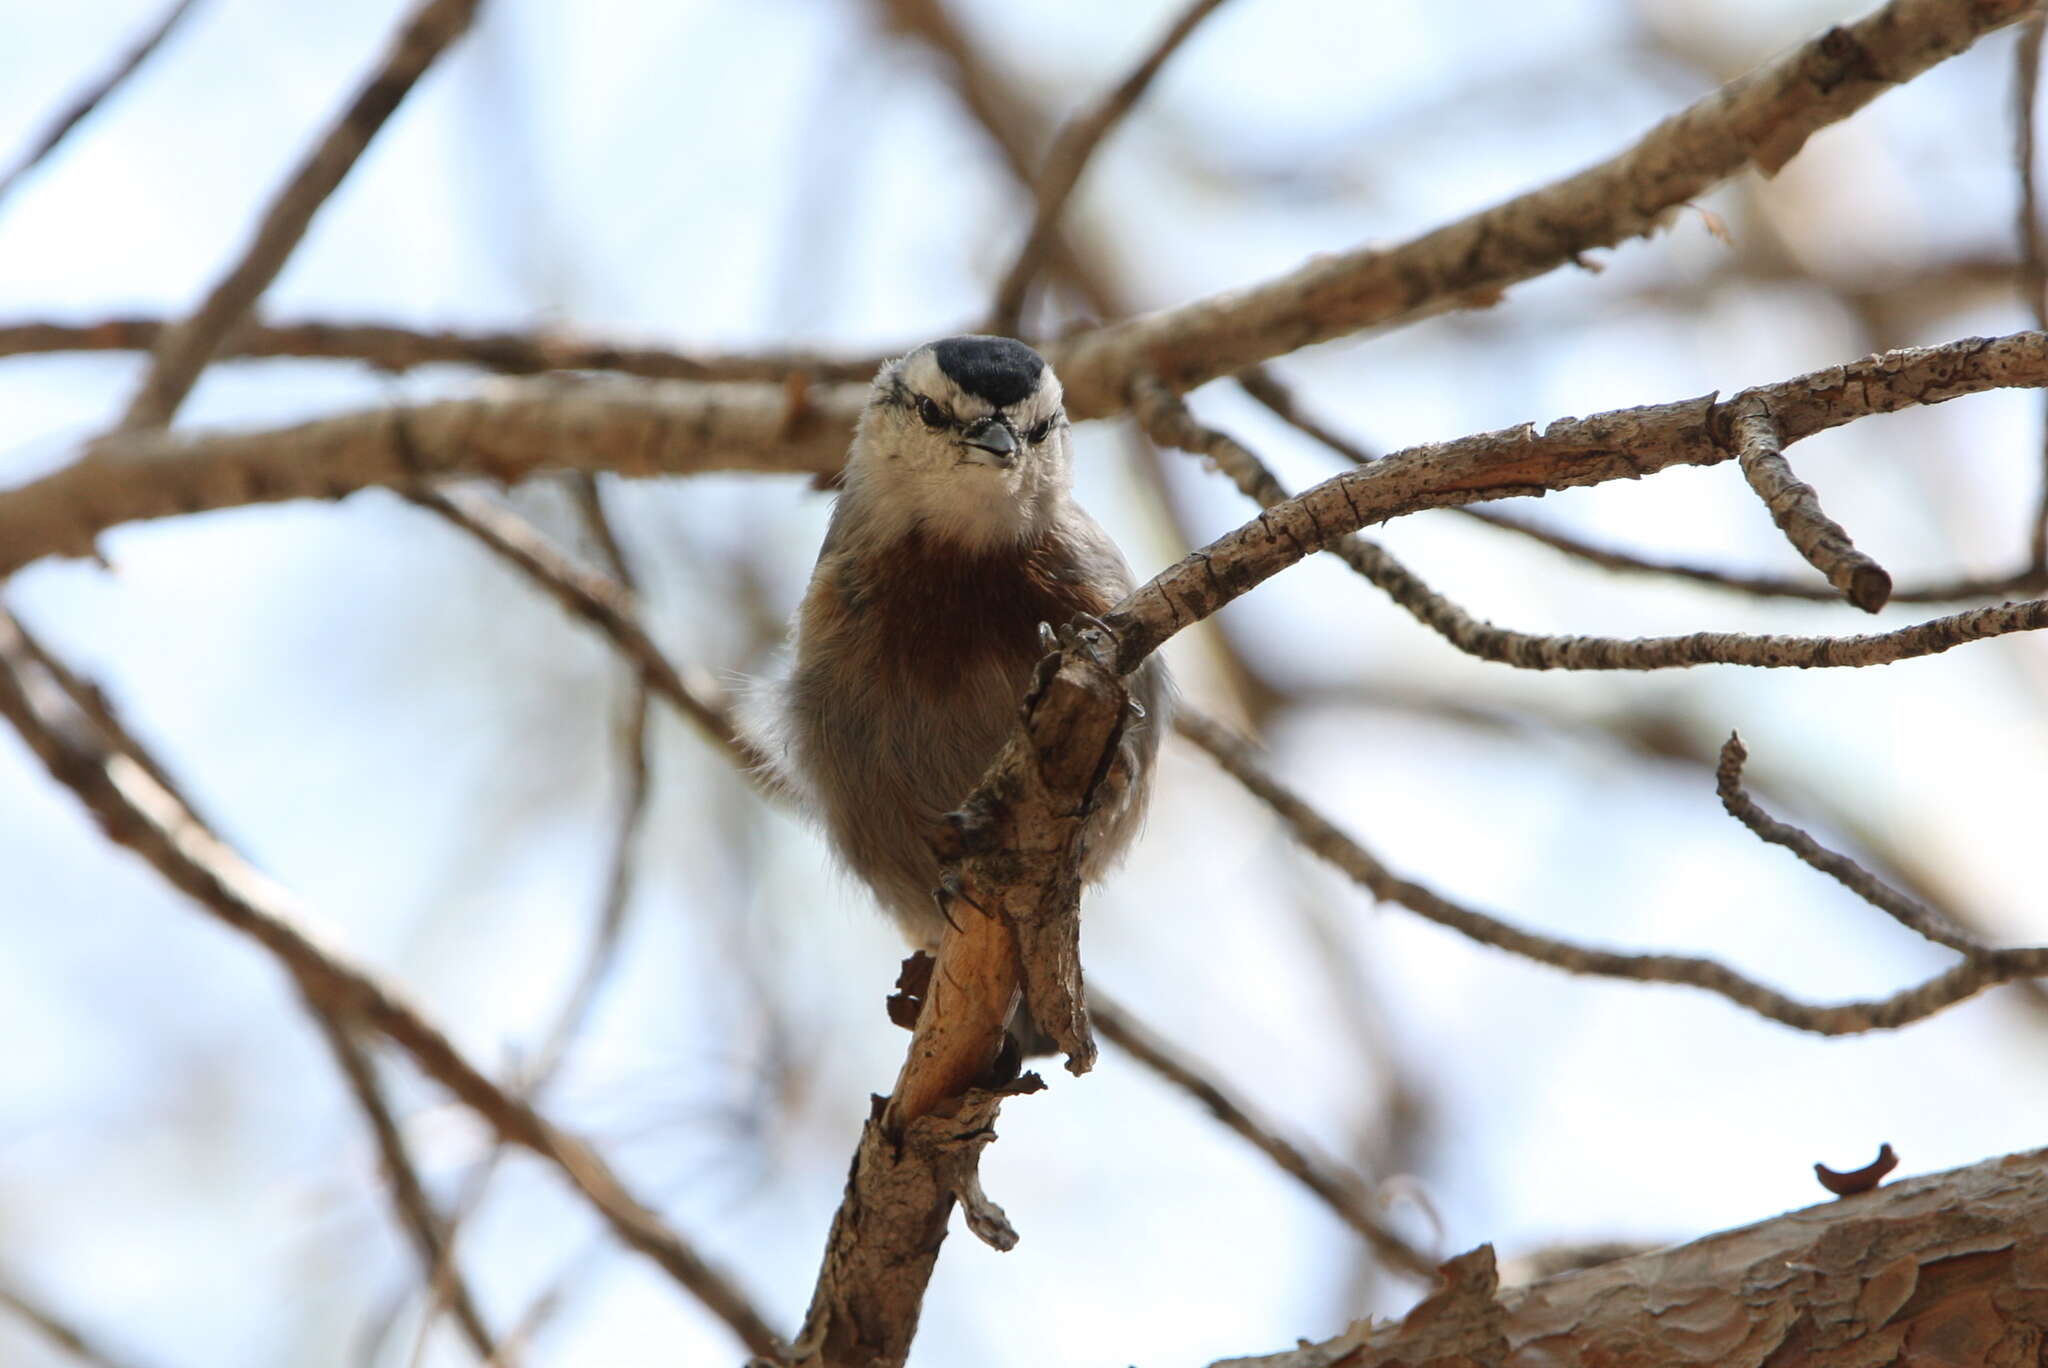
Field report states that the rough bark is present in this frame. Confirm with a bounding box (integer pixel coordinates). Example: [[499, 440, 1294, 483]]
[[1216, 1147, 2048, 1367]]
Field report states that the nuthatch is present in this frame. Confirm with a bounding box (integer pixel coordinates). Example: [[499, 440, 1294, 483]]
[[752, 336, 1166, 966]]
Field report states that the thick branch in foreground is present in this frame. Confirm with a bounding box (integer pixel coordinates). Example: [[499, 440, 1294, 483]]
[[1046, 0, 2036, 415], [1176, 710, 2048, 1034], [0, 618, 784, 1361], [1216, 1145, 2048, 1367]]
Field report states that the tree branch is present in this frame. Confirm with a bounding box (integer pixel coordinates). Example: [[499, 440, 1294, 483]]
[[986, 0, 1232, 334], [792, 637, 1132, 1368], [0, 0, 201, 211], [313, 1013, 500, 1361], [1731, 403, 1893, 611], [1714, 732, 1985, 957], [1175, 708, 2048, 1035], [115, 0, 482, 430], [874, 0, 1122, 321], [1047, 0, 2038, 416], [0, 316, 886, 384], [0, 373, 860, 577], [1240, 362, 2045, 605], [1214, 1145, 2048, 1367], [0, 614, 785, 1361], [1090, 994, 1436, 1281], [8, 610, 502, 1359], [402, 482, 763, 775], [1109, 333, 2048, 673], [0, 1275, 156, 1368]]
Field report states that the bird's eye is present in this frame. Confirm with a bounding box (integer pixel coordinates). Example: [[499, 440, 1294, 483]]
[[916, 396, 949, 429], [1027, 418, 1054, 444]]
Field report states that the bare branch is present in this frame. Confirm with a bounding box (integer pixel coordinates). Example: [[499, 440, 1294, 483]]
[[986, 0, 1232, 333], [1460, 510, 2039, 605], [2016, 15, 2048, 570], [1715, 733, 1985, 956], [9, 613, 501, 1360], [0, 0, 201, 210], [1731, 404, 1893, 611], [313, 1014, 500, 1361], [1109, 333, 2048, 674], [874, 0, 1122, 319], [403, 484, 764, 775], [1215, 1145, 2048, 1367], [793, 640, 1132, 1368], [0, 372, 860, 577], [522, 475, 656, 1084], [115, 0, 482, 430], [1089, 994, 1435, 1281], [0, 316, 886, 384], [1047, 0, 2038, 416], [0, 1276, 155, 1368], [1240, 364, 2038, 604], [0, 616, 785, 1361], [1175, 708, 2048, 1035]]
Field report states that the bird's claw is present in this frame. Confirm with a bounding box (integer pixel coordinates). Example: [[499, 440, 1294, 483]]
[[932, 870, 987, 933], [1047, 612, 1118, 668]]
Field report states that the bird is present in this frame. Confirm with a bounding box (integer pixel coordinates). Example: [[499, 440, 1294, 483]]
[[750, 335, 1166, 980]]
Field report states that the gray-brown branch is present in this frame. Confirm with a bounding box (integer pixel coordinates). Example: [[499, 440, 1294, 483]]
[[1108, 332, 2048, 675], [1731, 404, 1893, 611], [1176, 709, 2048, 1035], [1047, 0, 2039, 416], [1715, 732, 1985, 956], [115, 0, 482, 430], [0, 617, 785, 1361]]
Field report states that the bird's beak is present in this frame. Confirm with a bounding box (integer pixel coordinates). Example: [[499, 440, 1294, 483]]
[[959, 416, 1017, 468]]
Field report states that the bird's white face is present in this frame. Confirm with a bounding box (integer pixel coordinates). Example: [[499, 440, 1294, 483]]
[[844, 337, 1071, 554]]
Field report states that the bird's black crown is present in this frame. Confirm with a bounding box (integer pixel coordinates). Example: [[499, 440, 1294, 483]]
[[930, 335, 1046, 408]]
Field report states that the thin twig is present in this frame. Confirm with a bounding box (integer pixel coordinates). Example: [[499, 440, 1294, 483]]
[[875, 0, 1121, 319], [0, 316, 887, 384], [1714, 733, 1985, 956], [986, 0, 1231, 333], [1089, 994, 1436, 1280], [314, 1013, 502, 1362], [0, 616, 785, 1361], [116, 0, 482, 430], [404, 485, 763, 775], [0, 1277, 154, 1368], [0, 0, 201, 210], [9, 612, 504, 1360], [408, 479, 657, 1361], [1731, 404, 1893, 611], [526, 475, 656, 1084], [1176, 708, 2048, 1035], [2017, 15, 2048, 570]]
